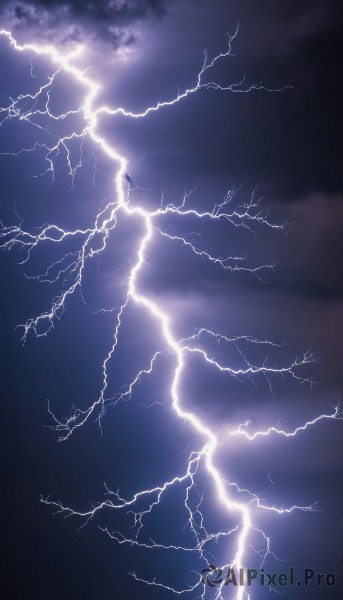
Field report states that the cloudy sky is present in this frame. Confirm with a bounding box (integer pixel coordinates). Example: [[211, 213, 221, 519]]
[[1, 1, 342, 599]]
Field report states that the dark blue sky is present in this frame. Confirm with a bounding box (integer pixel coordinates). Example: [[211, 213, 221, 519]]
[[1, 1, 342, 599]]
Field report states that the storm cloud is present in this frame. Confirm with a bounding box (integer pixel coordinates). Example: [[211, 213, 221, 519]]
[[0, 0, 167, 46]]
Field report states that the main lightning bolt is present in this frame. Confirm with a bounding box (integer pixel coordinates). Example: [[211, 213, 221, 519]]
[[1, 26, 341, 599]]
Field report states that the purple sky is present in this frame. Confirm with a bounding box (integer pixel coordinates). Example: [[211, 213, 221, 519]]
[[1, 2, 342, 599]]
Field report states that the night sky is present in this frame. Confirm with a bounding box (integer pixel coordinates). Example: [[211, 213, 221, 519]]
[[1, 1, 343, 599]]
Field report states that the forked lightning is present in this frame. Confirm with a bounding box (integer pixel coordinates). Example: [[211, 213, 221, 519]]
[[1, 27, 341, 599]]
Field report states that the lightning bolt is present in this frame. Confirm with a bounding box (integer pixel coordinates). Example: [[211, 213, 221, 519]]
[[1, 26, 341, 600]]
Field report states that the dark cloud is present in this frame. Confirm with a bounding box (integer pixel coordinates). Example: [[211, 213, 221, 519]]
[[0, 0, 167, 46], [9, 0, 167, 20]]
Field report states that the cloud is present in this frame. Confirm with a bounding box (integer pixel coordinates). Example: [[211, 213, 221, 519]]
[[0, 0, 168, 48]]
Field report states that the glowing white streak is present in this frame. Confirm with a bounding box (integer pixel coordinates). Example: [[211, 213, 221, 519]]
[[94, 24, 291, 121], [230, 404, 342, 440], [0, 27, 340, 600], [158, 229, 275, 279]]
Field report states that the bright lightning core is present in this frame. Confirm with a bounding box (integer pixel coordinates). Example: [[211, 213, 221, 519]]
[[0, 27, 341, 600]]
